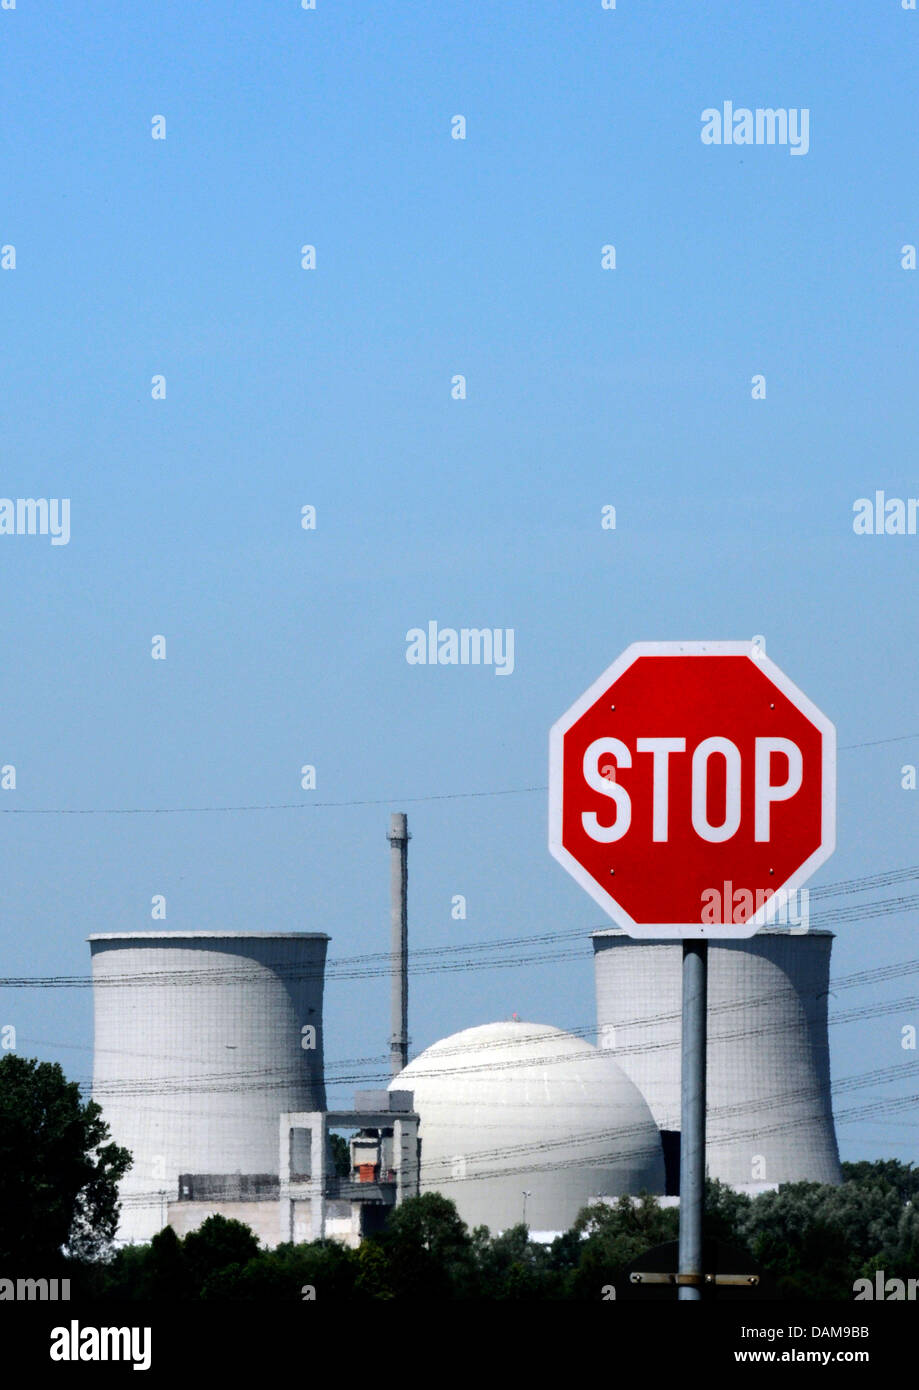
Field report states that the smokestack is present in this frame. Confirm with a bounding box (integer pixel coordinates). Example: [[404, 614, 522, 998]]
[[388, 812, 410, 1077]]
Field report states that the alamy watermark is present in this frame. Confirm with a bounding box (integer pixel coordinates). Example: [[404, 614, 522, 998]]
[[0, 498, 70, 545], [0, 1276, 70, 1301], [50, 1321, 151, 1370], [852, 492, 919, 535], [853, 1270, 919, 1300], [701, 882, 810, 931], [701, 103, 810, 156], [405, 622, 515, 676]]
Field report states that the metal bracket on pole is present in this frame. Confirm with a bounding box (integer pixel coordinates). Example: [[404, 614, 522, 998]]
[[631, 1272, 760, 1288]]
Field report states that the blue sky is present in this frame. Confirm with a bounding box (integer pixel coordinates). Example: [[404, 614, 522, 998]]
[[2, 2, 918, 1164]]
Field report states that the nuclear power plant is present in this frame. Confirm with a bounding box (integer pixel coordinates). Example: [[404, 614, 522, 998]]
[[88, 816, 842, 1247]]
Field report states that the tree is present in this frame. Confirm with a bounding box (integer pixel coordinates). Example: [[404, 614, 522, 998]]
[[182, 1214, 261, 1291], [384, 1191, 472, 1265], [0, 1054, 131, 1267], [375, 1193, 475, 1298], [474, 1223, 562, 1299], [737, 1177, 906, 1299], [101, 1216, 264, 1300], [841, 1159, 919, 1204], [201, 1240, 360, 1301], [353, 1238, 395, 1300], [543, 1227, 585, 1298], [570, 1193, 679, 1298], [703, 1177, 753, 1249], [103, 1225, 191, 1302]]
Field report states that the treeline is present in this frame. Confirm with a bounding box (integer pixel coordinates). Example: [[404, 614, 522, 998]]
[[71, 1161, 919, 1301], [4, 1057, 917, 1300]]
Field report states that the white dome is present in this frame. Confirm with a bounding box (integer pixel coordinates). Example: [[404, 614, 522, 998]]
[[389, 1020, 664, 1233]]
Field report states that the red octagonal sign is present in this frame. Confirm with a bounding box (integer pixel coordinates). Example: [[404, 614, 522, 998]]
[[549, 641, 836, 938]]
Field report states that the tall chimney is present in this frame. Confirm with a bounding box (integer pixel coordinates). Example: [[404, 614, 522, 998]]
[[388, 812, 410, 1077]]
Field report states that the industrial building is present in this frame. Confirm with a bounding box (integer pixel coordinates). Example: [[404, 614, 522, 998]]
[[592, 928, 842, 1190], [387, 1020, 664, 1233], [279, 1090, 419, 1246], [88, 931, 333, 1244]]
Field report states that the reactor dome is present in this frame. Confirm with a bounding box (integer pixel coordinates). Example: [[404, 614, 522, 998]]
[[389, 1020, 665, 1233]]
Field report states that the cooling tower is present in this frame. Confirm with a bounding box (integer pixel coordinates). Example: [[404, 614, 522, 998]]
[[88, 932, 328, 1242], [592, 930, 841, 1188], [389, 1021, 665, 1232]]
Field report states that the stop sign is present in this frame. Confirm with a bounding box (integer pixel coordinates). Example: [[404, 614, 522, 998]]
[[548, 641, 835, 938]]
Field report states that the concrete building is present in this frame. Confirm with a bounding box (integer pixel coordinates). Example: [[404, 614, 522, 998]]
[[389, 1020, 665, 1233], [88, 931, 329, 1243], [279, 1091, 419, 1247], [592, 929, 842, 1190]]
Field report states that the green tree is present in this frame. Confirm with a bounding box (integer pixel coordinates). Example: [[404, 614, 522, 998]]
[[570, 1193, 678, 1298], [841, 1159, 919, 1204], [738, 1177, 905, 1298], [475, 1223, 564, 1299], [182, 1214, 261, 1292], [703, 1177, 753, 1249], [100, 1224, 191, 1301], [377, 1192, 476, 1299], [0, 1054, 131, 1267], [385, 1191, 472, 1265], [200, 1239, 360, 1301], [542, 1228, 585, 1298], [143, 1225, 192, 1301], [353, 1239, 395, 1300], [100, 1216, 263, 1300]]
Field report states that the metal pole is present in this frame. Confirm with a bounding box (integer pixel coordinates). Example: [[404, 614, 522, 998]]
[[678, 939, 708, 1301], [388, 813, 410, 1078]]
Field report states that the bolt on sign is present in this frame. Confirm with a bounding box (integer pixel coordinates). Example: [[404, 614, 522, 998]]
[[548, 641, 836, 938]]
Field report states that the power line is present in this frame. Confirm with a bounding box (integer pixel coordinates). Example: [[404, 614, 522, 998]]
[[840, 733, 919, 751], [0, 787, 546, 815], [7, 865, 919, 1108], [20, 953, 919, 1099], [4, 884, 918, 992], [0, 726, 913, 817]]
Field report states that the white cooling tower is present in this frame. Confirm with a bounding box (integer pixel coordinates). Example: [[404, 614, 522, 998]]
[[88, 932, 328, 1242], [389, 1021, 665, 1233], [592, 929, 841, 1188]]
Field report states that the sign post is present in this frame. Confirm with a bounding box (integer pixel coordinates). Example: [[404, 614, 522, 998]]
[[549, 639, 836, 1297], [678, 939, 707, 1300]]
